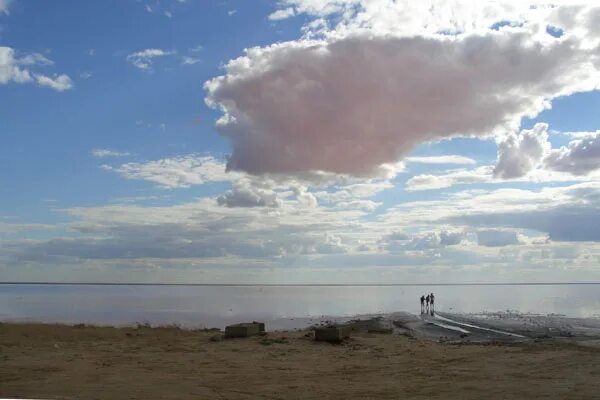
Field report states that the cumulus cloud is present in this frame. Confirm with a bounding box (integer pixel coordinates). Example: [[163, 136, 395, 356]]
[[494, 123, 550, 179], [276, 0, 600, 38], [217, 181, 281, 208], [544, 131, 600, 175], [385, 181, 600, 242], [0, 47, 73, 91], [439, 230, 466, 246], [126, 48, 174, 70], [382, 230, 465, 252], [4, 196, 362, 264], [406, 125, 600, 191], [205, 4, 600, 178], [5, 178, 600, 281], [102, 155, 238, 188], [0, 47, 32, 84]]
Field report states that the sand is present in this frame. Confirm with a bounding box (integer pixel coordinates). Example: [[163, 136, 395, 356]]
[[2, 322, 600, 399]]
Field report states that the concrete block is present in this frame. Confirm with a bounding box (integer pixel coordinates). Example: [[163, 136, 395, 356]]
[[314, 325, 352, 342], [225, 322, 264, 338], [252, 321, 265, 333]]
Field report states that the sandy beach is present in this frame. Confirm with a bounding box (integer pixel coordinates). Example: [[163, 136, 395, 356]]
[[2, 316, 600, 399]]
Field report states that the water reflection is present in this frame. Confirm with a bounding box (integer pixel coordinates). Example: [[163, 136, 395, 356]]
[[1, 284, 599, 329]]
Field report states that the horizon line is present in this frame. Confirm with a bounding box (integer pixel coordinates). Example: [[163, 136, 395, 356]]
[[1, 282, 599, 286]]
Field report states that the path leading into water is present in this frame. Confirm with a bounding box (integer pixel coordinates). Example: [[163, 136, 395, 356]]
[[392, 312, 529, 343], [390, 311, 600, 346], [431, 313, 527, 338]]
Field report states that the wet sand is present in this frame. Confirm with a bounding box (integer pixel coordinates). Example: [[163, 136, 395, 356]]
[[2, 318, 600, 399], [391, 311, 600, 346]]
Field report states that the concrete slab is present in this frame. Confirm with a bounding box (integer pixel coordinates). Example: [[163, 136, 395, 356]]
[[314, 325, 352, 342], [252, 321, 265, 333], [225, 322, 264, 338]]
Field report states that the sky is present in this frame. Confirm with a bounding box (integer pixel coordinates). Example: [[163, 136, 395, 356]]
[[1, 0, 600, 284]]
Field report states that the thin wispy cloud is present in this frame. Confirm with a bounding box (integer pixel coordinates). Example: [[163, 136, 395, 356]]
[[181, 56, 200, 65], [91, 149, 131, 158], [0, 0, 13, 15], [101, 155, 237, 189], [406, 156, 476, 165], [126, 48, 174, 70]]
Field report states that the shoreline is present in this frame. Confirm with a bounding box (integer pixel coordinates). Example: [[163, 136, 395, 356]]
[[2, 310, 600, 346]]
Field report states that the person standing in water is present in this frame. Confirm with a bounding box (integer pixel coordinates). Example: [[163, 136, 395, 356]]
[[420, 295, 425, 314], [425, 294, 430, 313], [430, 292, 435, 315]]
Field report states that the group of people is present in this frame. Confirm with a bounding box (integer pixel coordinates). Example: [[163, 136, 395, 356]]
[[420, 292, 435, 315]]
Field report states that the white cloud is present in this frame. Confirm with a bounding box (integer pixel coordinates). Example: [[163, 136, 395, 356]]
[[406, 155, 476, 165], [0, 0, 13, 15], [17, 53, 54, 66], [384, 181, 600, 242], [406, 124, 600, 191], [102, 155, 239, 189], [406, 166, 493, 191], [164, 11, 172, 18], [181, 56, 200, 65], [0, 222, 54, 234], [274, 1, 600, 38], [5, 177, 600, 281], [34, 73, 73, 91], [228, 10, 236, 16], [205, 4, 600, 178], [333, 199, 381, 211], [126, 48, 174, 70], [382, 230, 466, 252], [494, 123, 550, 179], [91, 149, 130, 158], [314, 180, 393, 203], [0, 47, 32, 84], [0, 47, 73, 91], [269, 7, 296, 21], [217, 181, 281, 208], [293, 185, 318, 208], [545, 131, 600, 175]]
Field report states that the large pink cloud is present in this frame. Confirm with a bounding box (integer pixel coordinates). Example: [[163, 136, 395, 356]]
[[205, 8, 600, 178]]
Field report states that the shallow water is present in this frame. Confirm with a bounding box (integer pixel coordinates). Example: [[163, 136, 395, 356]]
[[1, 284, 599, 329]]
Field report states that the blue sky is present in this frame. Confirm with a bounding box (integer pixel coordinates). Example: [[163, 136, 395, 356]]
[[1, 0, 600, 283]]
